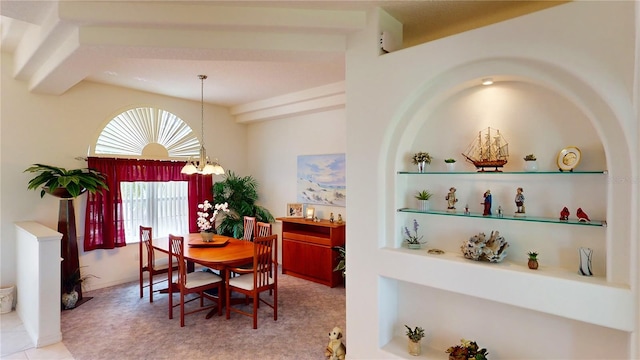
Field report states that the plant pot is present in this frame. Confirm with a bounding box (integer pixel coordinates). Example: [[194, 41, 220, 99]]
[[528, 259, 539, 270], [524, 160, 538, 172], [407, 243, 422, 250], [62, 290, 79, 309], [417, 161, 427, 173], [446, 162, 456, 172], [408, 339, 421, 356], [200, 232, 214, 242], [418, 200, 430, 212], [449, 355, 467, 360]]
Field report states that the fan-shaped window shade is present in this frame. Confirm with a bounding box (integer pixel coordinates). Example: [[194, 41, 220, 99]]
[[95, 107, 199, 157]]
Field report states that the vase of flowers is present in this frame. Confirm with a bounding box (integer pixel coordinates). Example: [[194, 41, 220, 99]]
[[404, 219, 425, 249], [446, 339, 489, 360], [412, 152, 432, 173], [197, 200, 230, 241]]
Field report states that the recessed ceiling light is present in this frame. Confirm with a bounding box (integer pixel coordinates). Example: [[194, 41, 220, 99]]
[[482, 78, 494, 86]]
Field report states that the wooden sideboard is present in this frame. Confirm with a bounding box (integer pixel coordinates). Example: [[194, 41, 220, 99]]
[[277, 217, 345, 288]]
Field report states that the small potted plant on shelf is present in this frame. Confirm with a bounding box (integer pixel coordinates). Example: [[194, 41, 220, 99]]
[[523, 153, 538, 172], [446, 338, 489, 360], [444, 158, 457, 172], [527, 251, 539, 270], [403, 219, 425, 249], [405, 325, 425, 356], [415, 190, 432, 211], [411, 152, 432, 172]]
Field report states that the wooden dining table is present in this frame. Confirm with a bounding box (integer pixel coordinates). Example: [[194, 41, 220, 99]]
[[152, 233, 255, 318]]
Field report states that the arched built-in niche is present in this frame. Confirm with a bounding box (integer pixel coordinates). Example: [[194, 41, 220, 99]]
[[383, 57, 633, 286]]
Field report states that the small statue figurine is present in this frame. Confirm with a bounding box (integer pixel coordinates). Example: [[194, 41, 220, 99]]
[[337, 214, 343, 224], [496, 206, 503, 217], [325, 326, 346, 360], [464, 204, 470, 215], [514, 187, 525, 217], [314, 216, 320, 222], [559, 206, 570, 221], [446, 187, 458, 212], [329, 212, 335, 223], [482, 189, 492, 216]]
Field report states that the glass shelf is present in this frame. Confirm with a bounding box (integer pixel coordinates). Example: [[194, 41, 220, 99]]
[[398, 170, 607, 175], [397, 208, 607, 227]]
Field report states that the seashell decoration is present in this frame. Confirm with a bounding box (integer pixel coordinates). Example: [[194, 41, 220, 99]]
[[461, 231, 509, 263]]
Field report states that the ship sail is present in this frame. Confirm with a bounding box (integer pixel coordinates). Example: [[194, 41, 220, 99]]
[[462, 127, 509, 172]]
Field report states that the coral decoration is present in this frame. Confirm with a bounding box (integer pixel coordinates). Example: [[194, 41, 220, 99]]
[[461, 231, 509, 263]]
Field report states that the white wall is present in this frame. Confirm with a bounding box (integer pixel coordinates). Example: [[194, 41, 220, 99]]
[[346, 2, 638, 359], [0, 57, 247, 289], [246, 108, 347, 262]]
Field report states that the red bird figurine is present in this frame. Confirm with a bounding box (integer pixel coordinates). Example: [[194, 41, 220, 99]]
[[559, 207, 570, 221], [576, 207, 591, 222]]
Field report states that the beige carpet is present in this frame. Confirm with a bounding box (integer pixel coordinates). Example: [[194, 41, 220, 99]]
[[61, 268, 346, 360]]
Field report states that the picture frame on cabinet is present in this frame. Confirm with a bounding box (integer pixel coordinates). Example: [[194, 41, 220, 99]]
[[306, 207, 315, 220], [287, 203, 303, 218]]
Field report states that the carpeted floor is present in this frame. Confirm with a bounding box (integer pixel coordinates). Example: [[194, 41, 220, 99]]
[[61, 268, 345, 360]]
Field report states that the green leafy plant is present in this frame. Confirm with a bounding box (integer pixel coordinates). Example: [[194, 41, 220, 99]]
[[332, 246, 345, 277], [523, 154, 537, 161], [404, 325, 425, 342], [415, 190, 432, 200], [411, 152, 432, 165], [62, 267, 99, 294], [213, 171, 274, 239], [444, 158, 457, 163], [528, 251, 538, 260], [25, 164, 108, 198], [446, 339, 489, 360]]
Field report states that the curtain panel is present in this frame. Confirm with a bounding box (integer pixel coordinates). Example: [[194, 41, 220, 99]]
[[84, 157, 213, 250]]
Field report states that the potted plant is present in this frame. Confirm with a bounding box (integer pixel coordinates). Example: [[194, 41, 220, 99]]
[[403, 219, 425, 249], [411, 152, 432, 172], [523, 153, 538, 172], [444, 158, 457, 171], [446, 339, 489, 360], [333, 246, 345, 278], [405, 325, 425, 356], [61, 267, 98, 310], [25, 163, 108, 308], [415, 190, 432, 211], [24, 163, 108, 198], [213, 171, 274, 239], [527, 251, 539, 270]]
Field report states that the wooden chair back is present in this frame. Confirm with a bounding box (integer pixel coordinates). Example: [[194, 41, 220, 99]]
[[243, 216, 256, 241], [255, 221, 272, 238]]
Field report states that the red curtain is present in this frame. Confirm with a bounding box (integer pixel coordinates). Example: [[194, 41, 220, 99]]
[[84, 157, 213, 250]]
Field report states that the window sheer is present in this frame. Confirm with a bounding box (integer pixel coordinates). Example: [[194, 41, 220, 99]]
[[120, 181, 189, 243]]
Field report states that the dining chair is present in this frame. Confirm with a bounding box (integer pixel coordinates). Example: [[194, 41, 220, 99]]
[[243, 216, 256, 241], [139, 226, 178, 303], [225, 234, 278, 329], [168, 234, 224, 327], [255, 221, 272, 237]]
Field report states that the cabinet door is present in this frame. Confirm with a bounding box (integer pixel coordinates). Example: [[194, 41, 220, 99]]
[[282, 238, 335, 286]]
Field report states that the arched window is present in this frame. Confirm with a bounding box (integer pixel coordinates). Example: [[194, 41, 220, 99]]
[[95, 107, 199, 158], [85, 107, 212, 249]]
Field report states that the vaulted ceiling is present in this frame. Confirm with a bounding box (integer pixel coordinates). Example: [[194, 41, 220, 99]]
[[0, 1, 565, 108]]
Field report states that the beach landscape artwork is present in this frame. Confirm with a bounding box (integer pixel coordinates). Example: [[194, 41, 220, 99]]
[[297, 153, 346, 207]]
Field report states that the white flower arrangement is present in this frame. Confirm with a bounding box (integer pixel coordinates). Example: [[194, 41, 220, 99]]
[[196, 200, 230, 233], [412, 152, 432, 165]]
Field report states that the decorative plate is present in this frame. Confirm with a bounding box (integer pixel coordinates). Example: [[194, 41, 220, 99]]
[[557, 146, 581, 172]]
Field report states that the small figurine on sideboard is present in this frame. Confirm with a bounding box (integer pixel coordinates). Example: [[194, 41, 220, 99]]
[[330, 212, 335, 223], [337, 214, 343, 224]]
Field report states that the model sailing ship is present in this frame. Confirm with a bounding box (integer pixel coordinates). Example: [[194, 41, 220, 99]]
[[462, 127, 509, 172]]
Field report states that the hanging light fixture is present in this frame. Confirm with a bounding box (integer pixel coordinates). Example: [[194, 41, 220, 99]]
[[181, 75, 225, 175]]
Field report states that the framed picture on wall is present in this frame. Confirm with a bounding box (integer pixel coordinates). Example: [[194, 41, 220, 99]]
[[287, 203, 303, 218]]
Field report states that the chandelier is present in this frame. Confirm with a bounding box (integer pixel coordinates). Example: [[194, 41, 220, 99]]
[[181, 75, 225, 175]]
